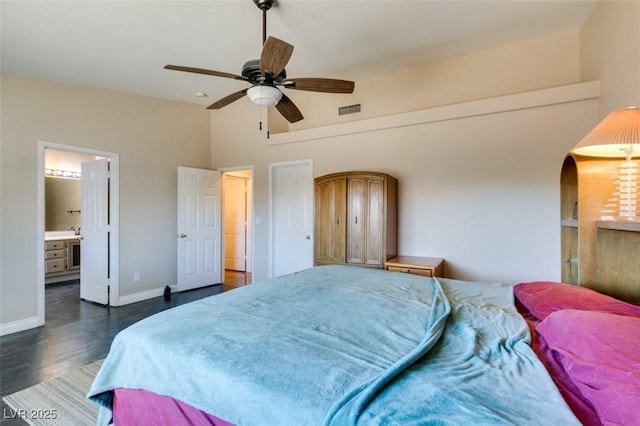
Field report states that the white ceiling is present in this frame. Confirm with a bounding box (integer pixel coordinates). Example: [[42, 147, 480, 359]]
[[1, 0, 599, 107]]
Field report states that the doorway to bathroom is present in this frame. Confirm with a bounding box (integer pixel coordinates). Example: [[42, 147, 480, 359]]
[[221, 167, 253, 288], [38, 141, 120, 326]]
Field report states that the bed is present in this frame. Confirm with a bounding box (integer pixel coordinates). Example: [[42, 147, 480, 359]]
[[88, 265, 640, 425]]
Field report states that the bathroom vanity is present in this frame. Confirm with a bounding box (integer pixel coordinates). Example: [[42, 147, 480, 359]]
[[45, 231, 81, 283]]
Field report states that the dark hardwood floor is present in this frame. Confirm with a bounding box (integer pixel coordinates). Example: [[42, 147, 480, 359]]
[[0, 270, 250, 424]]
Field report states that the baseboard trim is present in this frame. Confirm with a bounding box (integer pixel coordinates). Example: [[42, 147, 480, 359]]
[[117, 285, 176, 306], [0, 316, 42, 336]]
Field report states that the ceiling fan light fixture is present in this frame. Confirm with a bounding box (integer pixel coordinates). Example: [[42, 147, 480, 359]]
[[247, 85, 282, 107]]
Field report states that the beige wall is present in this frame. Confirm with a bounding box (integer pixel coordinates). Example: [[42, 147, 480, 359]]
[[1, 75, 210, 330], [580, 0, 640, 117], [273, 30, 582, 132], [212, 84, 599, 284], [210, 28, 596, 283], [211, 2, 638, 284]]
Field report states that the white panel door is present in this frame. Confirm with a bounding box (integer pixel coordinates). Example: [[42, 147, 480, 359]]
[[80, 158, 110, 304], [177, 167, 222, 291], [224, 175, 247, 271], [272, 161, 313, 278]]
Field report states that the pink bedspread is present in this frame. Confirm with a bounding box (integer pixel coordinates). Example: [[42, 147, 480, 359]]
[[113, 388, 235, 426], [516, 303, 600, 426], [515, 281, 640, 426]]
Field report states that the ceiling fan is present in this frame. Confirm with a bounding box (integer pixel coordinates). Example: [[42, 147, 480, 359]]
[[164, 0, 355, 123]]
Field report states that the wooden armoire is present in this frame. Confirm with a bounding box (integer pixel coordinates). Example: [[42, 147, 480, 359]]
[[314, 171, 398, 268]]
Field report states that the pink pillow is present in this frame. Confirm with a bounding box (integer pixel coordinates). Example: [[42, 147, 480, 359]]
[[537, 309, 640, 426], [514, 281, 640, 321]]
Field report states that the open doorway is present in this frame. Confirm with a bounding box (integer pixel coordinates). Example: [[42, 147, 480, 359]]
[[221, 167, 253, 288], [43, 149, 92, 286], [37, 141, 120, 326]]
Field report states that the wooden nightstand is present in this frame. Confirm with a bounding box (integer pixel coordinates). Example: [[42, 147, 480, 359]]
[[385, 256, 444, 277]]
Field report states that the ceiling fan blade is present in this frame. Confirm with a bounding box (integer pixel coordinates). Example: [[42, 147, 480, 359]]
[[207, 88, 249, 110], [284, 78, 355, 94], [164, 65, 248, 81], [260, 36, 294, 77], [275, 93, 304, 123]]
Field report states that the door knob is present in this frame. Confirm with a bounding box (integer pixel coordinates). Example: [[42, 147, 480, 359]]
[[305, 235, 311, 240], [179, 233, 187, 238]]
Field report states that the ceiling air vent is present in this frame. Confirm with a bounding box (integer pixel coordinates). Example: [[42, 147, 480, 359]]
[[338, 104, 361, 116]]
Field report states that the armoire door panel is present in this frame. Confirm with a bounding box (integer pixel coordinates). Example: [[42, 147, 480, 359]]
[[332, 179, 347, 262], [365, 178, 384, 265], [347, 177, 364, 264], [314, 179, 333, 263], [315, 177, 347, 263]]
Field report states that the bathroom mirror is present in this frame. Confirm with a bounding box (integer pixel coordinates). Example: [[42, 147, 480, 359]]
[[45, 177, 81, 231]]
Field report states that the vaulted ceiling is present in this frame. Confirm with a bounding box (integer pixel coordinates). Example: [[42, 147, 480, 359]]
[[1, 1, 598, 107]]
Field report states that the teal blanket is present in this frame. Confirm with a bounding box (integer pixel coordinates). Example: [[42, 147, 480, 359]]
[[88, 265, 579, 425], [352, 278, 581, 425]]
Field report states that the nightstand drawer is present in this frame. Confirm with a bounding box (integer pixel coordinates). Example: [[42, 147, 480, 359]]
[[387, 266, 434, 277], [385, 256, 444, 277]]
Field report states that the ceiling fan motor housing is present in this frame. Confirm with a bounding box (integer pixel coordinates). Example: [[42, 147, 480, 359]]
[[242, 59, 286, 85]]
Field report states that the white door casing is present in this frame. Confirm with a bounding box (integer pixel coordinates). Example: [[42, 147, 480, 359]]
[[270, 161, 314, 278], [80, 158, 110, 304], [177, 167, 222, 291], [224, 175, 247, 271], [31, 142, 119, 334]]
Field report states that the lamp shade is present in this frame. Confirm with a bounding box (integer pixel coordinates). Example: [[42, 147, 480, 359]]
[[571, 107, 640, 158], [246, 85, 282, 107]]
